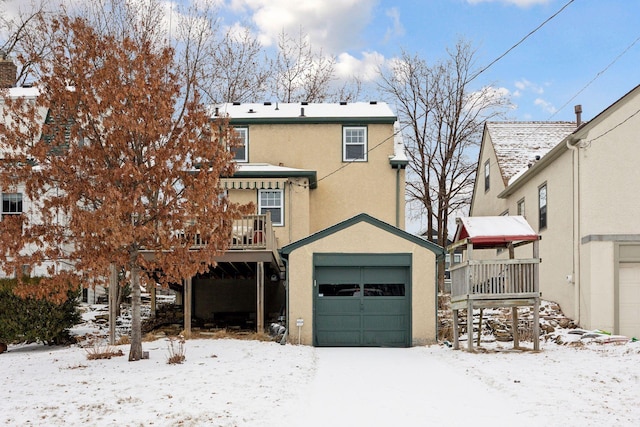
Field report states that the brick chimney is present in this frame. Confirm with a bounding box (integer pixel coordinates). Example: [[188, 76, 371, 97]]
[[0, 51, 17, 88]]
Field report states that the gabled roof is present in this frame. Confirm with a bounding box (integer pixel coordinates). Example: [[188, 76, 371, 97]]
[[280, 213, 444, 258], [212, 101, 397, 124], [453, 216, 538, 249], [486, 121, 576, 184]]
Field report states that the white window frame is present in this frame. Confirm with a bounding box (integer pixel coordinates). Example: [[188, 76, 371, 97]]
[[232, 127, 248, 162], [342, 126, 367, 162], [259, 189, 283, 226], [517, 198, 525, 217], [2, 192, 23, 215], [539, 184, 547, 230], [484, 159, 490, 192]]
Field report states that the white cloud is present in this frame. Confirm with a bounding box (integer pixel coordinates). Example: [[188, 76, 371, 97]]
[[227, 0, 377, 53], [466, 0, 551, 6], [384, 7, 405, 43], [514, 78, 545, 94], [335, 51, 385, 82], [534, 98, 557, 114]]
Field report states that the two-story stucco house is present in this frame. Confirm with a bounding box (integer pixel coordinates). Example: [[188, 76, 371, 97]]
[[470, 84, 640, 339], [191, 102, 443, 347]]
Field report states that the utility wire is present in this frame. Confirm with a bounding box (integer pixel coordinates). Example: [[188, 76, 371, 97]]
[[468, 0, 575, 83]]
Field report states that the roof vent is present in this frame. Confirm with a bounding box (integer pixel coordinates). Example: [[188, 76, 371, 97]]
[[339, 101, 347, 106], [369, 101, 377, 105], [214, 107, 219, 116], [232, 101, 241, 106], [264, 101, 272, 106], [574, 104, 582, 127], [248, 108, 256, 113], [301, 101, 308, 106], [300, 107, 305, 117]]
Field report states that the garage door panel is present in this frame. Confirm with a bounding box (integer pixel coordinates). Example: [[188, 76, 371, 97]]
[[619, 263, 640, 338], [363, 331, 408, 346], [314, 264, 410, 347]]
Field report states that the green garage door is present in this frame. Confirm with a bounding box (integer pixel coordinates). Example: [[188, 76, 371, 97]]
[[314, 264, 410, 347]]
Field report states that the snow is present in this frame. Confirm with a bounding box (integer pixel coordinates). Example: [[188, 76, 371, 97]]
[[212, 101, 396, 120], [2, 312, 640, 426], [486, 121, 576, 183], [455, 215, 537, 243]]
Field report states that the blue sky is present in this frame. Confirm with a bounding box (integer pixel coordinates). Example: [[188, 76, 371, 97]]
[[219, 0, 639, 123]]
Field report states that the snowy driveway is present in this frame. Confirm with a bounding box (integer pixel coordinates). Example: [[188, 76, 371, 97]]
[[281, 347, 525, 427]]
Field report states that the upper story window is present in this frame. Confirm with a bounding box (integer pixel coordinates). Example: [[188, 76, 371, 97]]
[[484, 159, 490, 192], [343, 126, 367, 162], [232, 127, 248, 162], [538, 184, 547, 230], [259, 189, 283, 226], [2, 193, 23, 215], [517, 198, 525, 217]]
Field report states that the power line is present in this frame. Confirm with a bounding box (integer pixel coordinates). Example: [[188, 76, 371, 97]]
[[468, 0, 575, 83]]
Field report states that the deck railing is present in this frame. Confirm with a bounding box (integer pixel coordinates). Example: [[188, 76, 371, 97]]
[[228, 213, 275, 251], [449, 258, 540, 300]]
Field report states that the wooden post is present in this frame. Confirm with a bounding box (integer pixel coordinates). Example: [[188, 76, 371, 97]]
[[108, 264, 118, 345], [512, 306, 519, 349], [257, 262, 264, 333], [150, 285, 156, 318], [453, 308, 460, 350], [183, 277, 192, 339], [533, 298, 540, 351], [477, 308, 484, 347], [467, 301, 473, 352]]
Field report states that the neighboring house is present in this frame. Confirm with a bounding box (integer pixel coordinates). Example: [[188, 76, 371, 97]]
[[470, 84, 640, 339], [194, 102, 443, 347]]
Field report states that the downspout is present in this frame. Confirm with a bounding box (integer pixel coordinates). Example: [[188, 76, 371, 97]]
[[395, 166, 401, 227], [567, 127, 582, 325], [280, 256, 289, 345]]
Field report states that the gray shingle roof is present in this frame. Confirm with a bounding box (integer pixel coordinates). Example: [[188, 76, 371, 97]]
[[486, 121, 576, 184]]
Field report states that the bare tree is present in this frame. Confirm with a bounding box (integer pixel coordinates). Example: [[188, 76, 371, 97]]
[[0, 0, 55, 85], [202, 27, 271, 104], [271, 28, 337, 103], [378, 40, 511, 292]]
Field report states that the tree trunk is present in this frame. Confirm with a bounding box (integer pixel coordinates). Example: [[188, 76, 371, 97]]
[[128, 264, 143, 361]]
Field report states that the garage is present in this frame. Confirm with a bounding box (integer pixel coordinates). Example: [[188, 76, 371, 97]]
[[314, 257, 410, 347], [618, 263, 640, 338], [281, 214, 443, 347]]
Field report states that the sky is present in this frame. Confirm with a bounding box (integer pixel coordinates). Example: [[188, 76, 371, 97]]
[[214, 0, 639, 123], [3, 0, 638, 122]]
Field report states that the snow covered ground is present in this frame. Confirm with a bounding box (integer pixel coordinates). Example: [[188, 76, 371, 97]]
[[2, 307, 640, 426]]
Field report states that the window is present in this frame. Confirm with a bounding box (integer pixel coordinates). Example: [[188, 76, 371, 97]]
[[2, 193, 22, 214], [484, 159, 490, 192], [232, 127, 248, 162], [343, 126, 367, 161], [517, 198, 525, 217], [259, 189, 283, 226], [538, 184, 547, 230]]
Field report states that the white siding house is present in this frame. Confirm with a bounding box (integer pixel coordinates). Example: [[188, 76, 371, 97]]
[[471, 84, 640, 339]]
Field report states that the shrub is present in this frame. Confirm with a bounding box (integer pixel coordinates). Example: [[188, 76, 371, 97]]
[[166, 336, 186, 364], [0, 278, 82, 346]]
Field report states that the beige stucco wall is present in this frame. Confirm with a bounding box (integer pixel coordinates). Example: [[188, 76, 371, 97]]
[[470, 133, 508, 217], [233, 122, 404, 241], [286, 220, 437, 346]]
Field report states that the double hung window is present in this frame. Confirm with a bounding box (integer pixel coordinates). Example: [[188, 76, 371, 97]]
[[259, 190, 283, 226], [343, 126, 367, 161]]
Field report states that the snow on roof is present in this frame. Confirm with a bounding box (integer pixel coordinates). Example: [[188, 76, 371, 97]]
[[235, 163, 312, 173], [487, 122, 576, 184], [454, 216, 538, 247], [1, 86, 39, 100], [212, 101, 396, 120]]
